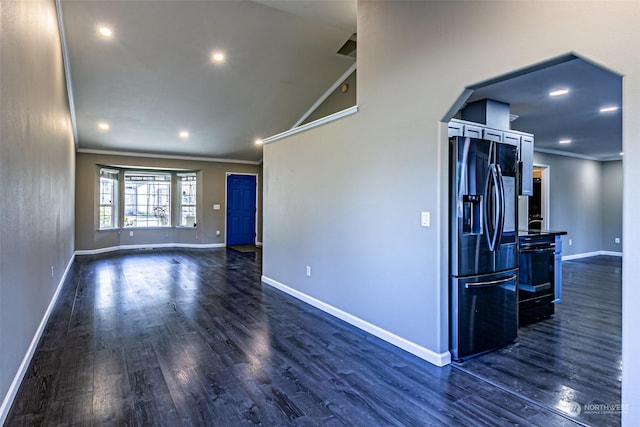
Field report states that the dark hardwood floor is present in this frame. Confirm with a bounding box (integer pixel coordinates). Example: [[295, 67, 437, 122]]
[[456, 256, 622, 427], [6, 249, 618, 426]]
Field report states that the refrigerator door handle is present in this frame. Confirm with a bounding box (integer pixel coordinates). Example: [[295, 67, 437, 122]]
[[495, 164, 505, 247], [484, 164, 501, 251], [465, 274, 517, 288], [488, 140, 495, 162]]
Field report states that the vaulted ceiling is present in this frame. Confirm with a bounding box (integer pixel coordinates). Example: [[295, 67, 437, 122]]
[[58, 1, 621, 164], [59, 0, 357, 163]]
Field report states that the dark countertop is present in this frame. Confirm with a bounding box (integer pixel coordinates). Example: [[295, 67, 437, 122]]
[[518, 229, 568, 238]]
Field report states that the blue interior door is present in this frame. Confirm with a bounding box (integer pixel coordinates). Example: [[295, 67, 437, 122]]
[[226, 174, 257, 245]]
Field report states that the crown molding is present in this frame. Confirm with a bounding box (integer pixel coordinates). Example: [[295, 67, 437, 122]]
[[534, 147, 620, 162], [76, 148, 262, 165]]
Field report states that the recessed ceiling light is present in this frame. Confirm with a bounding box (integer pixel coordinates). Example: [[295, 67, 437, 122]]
[[97, 122, 110, 131], [179, 131, 189, 139], [549, 89, 569, 97], [599, 106, 619, 113], [559, 139, 572, 144], [97, 26, 113, 39], [210, 51, 225, 63], [254, 138, 263, 145]]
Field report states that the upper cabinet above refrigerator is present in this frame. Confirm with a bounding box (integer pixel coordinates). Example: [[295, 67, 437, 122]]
[[448, 118, 534, 196], [519, 136, 534, 196]]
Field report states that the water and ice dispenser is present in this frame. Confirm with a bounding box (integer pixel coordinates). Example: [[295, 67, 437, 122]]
[[462, 194, 482, 235]]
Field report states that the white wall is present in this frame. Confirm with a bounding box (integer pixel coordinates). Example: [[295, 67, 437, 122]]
[[0, 0, 76, 420], [531, 153, 624, 257], [534, 152, 605, 257]]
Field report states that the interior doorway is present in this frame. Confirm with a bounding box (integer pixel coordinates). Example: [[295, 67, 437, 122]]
[[527, 165, 550, 231]]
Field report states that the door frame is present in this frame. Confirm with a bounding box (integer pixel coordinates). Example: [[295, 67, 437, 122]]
[[533, 163, 551, 230], [225, 172, 259, 245]]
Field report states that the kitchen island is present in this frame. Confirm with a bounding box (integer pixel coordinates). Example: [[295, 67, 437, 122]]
[[518, 230, 567, 326]]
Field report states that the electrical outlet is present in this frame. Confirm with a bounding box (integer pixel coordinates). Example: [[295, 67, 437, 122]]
[[568, 239, 572, 246], [216, 230, 220, 236], [615, 237, 621, 244], [129, 231, 134, 237], [306, 266, 311, 277], [50, 266, 54, 279]]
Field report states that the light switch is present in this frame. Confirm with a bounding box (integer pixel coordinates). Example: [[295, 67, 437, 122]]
[[421, 211, 430, 227], [213, 204, 220, 210]]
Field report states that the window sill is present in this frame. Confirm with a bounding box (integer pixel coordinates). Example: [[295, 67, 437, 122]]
[[97, 226, 199, 232], [122, 226, 172, 230]]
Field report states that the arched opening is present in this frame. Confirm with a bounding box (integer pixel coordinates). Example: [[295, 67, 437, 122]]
[[446, 54, 622, 425]]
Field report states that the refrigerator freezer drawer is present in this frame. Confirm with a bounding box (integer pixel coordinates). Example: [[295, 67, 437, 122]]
[[450, 270, 518, 361]]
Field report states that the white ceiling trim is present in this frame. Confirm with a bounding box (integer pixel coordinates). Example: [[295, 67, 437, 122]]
[[263, 105, 358, 145], [77, 148, 262, 165]]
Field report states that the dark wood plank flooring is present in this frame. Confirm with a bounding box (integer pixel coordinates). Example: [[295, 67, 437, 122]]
[[6, 248, 606, 426], [456, 256, 622, 427]]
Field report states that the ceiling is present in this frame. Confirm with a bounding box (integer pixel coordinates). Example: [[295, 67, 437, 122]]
[[465, 57, 622, 161], [58, 1, 621, 164], [59, 0, 357, 163]]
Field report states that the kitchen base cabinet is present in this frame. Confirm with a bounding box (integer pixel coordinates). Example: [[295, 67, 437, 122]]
[[519, 293, 554, 325], [518, 231, 566, 327]]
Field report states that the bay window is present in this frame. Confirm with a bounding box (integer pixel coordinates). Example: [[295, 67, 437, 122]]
[[98, 167, 199, 229], [124, 172, 171, 227]]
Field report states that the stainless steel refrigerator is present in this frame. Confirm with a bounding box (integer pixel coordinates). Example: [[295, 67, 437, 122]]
[[450, 136, 519, 361]]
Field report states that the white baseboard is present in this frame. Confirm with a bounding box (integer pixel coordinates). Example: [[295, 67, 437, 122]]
[[0, 254, 76, 425], [261, 275, 451, 367], [562, 250, 623, 261], [600, 251, 623, 257], [75, 242, 226, 256]]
